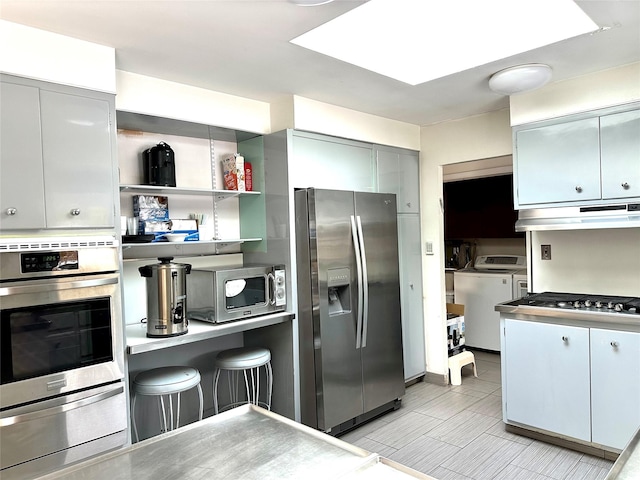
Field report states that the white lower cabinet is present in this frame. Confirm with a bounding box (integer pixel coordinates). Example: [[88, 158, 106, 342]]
[[503, 318, 640, 451], [591, 328, 640, 450], [503, 319, 591, 442]]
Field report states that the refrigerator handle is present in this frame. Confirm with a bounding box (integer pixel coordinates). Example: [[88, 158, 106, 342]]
[[356, 215, 369, 348], [351, 215, 364, 349]]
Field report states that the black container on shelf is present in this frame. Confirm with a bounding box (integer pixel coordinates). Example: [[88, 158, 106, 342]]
[[143, 141, 176, 187]]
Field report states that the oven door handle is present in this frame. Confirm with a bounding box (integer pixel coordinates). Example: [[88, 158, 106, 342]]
[[0, 274, 119, 297], [0, 384, 124, 427]]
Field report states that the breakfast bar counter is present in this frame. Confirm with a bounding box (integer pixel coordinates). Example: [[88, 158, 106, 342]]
[[125, 312, 294, 355], [34, 405, 435, 480]]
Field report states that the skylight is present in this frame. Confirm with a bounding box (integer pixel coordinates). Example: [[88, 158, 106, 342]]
[[290, 0, 599, 85]]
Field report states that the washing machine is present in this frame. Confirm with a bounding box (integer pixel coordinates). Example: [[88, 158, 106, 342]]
[[453, 255, 527, 352]]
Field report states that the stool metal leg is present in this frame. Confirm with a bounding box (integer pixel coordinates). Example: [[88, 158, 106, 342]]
[[213, 368, 221, 414], [131, 393, 140, 443], [266, 361, 273, 410], [175, 393, 180, 429], [159, 396, 168, 433], [196, 383, 203, 421]]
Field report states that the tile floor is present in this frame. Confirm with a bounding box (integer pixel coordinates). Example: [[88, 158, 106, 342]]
[[340, 351, 614, 480]]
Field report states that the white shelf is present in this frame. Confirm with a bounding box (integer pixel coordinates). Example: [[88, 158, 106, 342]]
[[121, 238, 262, 259], [126, 313, 294, 355], [120, 184, 260, 199]]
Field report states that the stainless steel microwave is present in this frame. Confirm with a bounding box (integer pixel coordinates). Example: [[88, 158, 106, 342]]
[[187, 265, 286, 323]]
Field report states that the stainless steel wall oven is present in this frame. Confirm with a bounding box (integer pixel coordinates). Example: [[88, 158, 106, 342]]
[[0, 238, 127, 479]]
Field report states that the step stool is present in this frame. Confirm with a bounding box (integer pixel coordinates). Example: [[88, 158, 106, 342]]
[[448, 351, 478, 386]]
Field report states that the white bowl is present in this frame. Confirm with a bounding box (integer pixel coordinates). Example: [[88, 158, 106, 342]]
[[164, 233, 188, 243]]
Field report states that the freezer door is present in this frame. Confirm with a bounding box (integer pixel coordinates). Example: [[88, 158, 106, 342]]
[[298, 189, 364, 431], [355, 192, 405, 412]]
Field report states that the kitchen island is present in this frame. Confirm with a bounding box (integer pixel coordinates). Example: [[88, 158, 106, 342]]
[[34, 405, 434, 480]]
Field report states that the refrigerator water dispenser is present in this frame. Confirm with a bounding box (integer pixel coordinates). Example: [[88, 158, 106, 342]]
[[327, 268, 351, 316]]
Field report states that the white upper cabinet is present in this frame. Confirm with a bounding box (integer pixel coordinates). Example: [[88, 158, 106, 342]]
[[515, 118, 601, 206], [376, 148, 420, 214], [513, 104, 640, 209], [1, 76, 116, 231], [290, 132, 375, 192], [600, 109, 640, 200], [0, 81, 46, 229]]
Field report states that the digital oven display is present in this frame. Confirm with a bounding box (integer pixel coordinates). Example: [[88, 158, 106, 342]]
[[21, 251, 79, 273]]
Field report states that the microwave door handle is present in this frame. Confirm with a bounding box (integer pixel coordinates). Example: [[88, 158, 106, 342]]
[[356, 215, 369, 348], [268, 272, 276, 306], [351, 215, 363, 349]]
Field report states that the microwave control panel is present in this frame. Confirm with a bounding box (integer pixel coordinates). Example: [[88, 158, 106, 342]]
[[274, 268, 286, 307]]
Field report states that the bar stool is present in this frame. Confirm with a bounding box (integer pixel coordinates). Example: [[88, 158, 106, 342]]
[[213, 346, 273, 414], [131, 366, 204, 442]]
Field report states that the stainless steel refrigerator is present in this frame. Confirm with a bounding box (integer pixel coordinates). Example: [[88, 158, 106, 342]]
[[295, 188, 405, 434]]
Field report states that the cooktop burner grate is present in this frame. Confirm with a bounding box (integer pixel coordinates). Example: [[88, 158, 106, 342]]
[[511, 292, 640, 314]]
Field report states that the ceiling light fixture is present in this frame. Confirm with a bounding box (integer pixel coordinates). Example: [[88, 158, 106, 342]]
[[488, 64, 553, 96], [288, 0, 335, 6]]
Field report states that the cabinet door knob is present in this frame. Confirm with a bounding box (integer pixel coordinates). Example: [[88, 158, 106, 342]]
[[409, 283, 414, 290], [562, 336, 569, 342], [621, 182, 630, 190], [406, 202, 411, 208], [575, 186, 583, 193], [6, 207, 17, 216], [610, 341, 619, 348], [70, 208, 81, 216]]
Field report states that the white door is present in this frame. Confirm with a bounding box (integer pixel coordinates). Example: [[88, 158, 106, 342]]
[[454, 272, 512, 351], [591, 328, 640, 450], [504, 319, 591, 442]]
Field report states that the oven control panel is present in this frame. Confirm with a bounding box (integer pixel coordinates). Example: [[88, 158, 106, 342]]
[[21, 251, 79, 273]]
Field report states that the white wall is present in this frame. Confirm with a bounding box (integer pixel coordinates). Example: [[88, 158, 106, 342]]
[[529, 229, 640, 296], [116, 70, 271, 134], [420, 108, 512, 379], [510, 62, 640, 125], [0, 20, 115, 93], [290, 96, 420, 150]]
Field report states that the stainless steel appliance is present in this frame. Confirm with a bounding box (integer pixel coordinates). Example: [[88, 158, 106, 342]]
[[0, 238, 127, 479], [139, 257, 192, 337], [187, 265, 286, 323], [498, 291, 640, 318], [295, 188, 405, 434], [454, 255, 527, 352], [516, 203, 640, 231]]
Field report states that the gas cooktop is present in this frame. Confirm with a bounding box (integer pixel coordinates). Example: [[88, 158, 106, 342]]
[[509, 292, 640, 315]]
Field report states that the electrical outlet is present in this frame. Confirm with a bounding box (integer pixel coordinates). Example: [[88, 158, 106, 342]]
[[541, 244, 552, 260]]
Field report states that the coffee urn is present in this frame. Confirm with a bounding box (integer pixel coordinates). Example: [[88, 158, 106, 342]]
[[139, 257, 192, 338]]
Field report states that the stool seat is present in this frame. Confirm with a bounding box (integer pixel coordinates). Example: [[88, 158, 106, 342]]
[[215, 347, 271, 370], [213, 346, 273, 414], [131, 366, 203, 442], [134, 366, 201, 396], [448, 351, 478, 386]]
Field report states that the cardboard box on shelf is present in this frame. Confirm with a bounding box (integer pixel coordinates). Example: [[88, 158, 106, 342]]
[[446, 303, 465, 357]]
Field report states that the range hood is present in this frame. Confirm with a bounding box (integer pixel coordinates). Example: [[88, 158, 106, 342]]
[[516, 203, 640, 231]]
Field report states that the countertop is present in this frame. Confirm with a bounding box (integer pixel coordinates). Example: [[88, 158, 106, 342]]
[[495, 302, 640, 330], [606, 427, 640, 480], [34, 405, 435, 480], [126, 312, 294, 355]]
